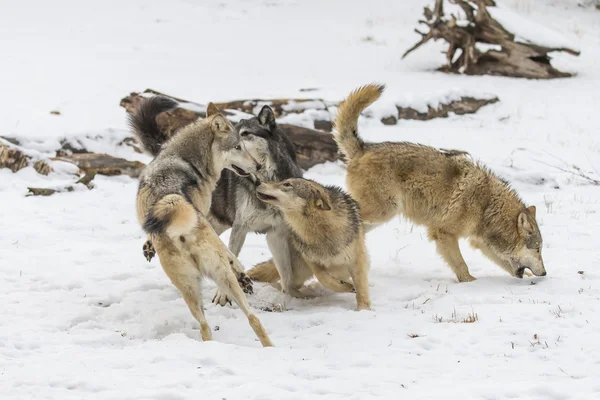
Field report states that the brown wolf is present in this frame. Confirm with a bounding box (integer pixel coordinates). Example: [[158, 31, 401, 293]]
[[332, 83, 546, 282], [133, 98, 273, 346], [249, 178, 371, 311]]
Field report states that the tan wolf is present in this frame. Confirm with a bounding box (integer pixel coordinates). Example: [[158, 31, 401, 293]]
[[332, 83, 546, 282], [133, 97, 273, 346], [249, 178, 371, 311]]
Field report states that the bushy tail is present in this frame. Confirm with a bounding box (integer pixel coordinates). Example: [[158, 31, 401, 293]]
[[246, 259, 281, 283], [333, 83, 385, 162], [143, 194, 197, 239], [128, 96, 178, 157]]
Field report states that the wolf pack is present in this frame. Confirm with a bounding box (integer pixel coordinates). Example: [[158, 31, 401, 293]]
[[130, 83, 547, 347]]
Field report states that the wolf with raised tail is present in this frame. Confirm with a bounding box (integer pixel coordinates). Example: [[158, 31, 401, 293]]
[[132, 97, 273, 346], [332, 83, 546, 282], [130, 97, 308, 301]]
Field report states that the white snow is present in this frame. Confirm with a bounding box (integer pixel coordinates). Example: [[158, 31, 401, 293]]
[[490, 1, 581, 52], [2, 0, 600, 399]]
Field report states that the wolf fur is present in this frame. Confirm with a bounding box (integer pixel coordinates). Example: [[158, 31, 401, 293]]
[[252, 178, 371, 311], [133, 97, 273, 346], [131, 100, 308, 301], [331, 83, 546, 282]]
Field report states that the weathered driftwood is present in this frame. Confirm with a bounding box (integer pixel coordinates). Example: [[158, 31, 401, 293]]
[[26, 170, 98, 197], [121, 89, 497, 132], [27, 187, 64, 197], [53, 153, 145, 178], [384, 96, 498, 125], [120, 90, 497, 169], [0, 144, 29, 173], [403, 0, 580, 79], [0, 143, 52, 175]]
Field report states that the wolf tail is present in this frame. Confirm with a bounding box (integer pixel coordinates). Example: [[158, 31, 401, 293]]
[[143, 194, 197, 239], [246, 259, 281, 283], [333, 83, 385, 163], [128, 96, 178, 157]]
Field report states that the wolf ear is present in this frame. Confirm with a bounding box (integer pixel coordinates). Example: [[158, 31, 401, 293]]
[[518, 211, 534, 234], [206, 102, 221, 118], [258, 105, 276, 131], [210, 114, 229, 135], [527, 205, 537, 218], [315, 194, 332, 211]]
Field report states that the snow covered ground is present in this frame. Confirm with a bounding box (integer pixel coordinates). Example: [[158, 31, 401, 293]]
[[1, 0, 600, 399]]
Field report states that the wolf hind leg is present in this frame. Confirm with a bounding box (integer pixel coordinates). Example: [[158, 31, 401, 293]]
[[155, 244, 212, 341], [430, 230, 476, 283], [207, 261, 273, 347]]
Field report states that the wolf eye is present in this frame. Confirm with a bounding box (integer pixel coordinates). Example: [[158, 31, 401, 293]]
[[240, 132, 249, 137], [235, 145, 242, 151], [282, 182, 293, 188]]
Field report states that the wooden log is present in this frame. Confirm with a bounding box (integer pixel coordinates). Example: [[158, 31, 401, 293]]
[[120, 91, 497, 169], [121, 92, 339, 170], [52, 153, 145, 178], [0, 144, 30, 173], [0, 143, 52, 175]]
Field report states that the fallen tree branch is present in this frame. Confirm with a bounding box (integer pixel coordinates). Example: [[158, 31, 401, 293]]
[[404, 0, 580, 79]]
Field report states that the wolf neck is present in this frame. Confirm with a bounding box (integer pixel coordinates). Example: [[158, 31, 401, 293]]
[[170, 130, 220, 188], [477, 178, 524, 248], [284, 207, 352, 253]]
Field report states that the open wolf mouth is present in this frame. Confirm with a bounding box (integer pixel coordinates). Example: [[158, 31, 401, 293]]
[[256, 191, 277, 202], [231, 165, 250, 177]]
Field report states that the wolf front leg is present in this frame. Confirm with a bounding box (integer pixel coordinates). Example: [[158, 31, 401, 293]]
[[228, 224, 248, 257], [306, 260, 356, 293], [266, 230, 308, 298], [349, 242, 371, 311], [430, 230, 476, 282]]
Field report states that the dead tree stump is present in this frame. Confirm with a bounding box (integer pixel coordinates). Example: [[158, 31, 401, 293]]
[[403, 0, 580, 79]]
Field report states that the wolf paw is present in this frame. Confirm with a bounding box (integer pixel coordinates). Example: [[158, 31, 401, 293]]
[[458, 274, 476, 283], [340, 280, 356, 293], [238, 273, 254, 295], [212, 290, 232, 307], [143, 240, 156, 262]]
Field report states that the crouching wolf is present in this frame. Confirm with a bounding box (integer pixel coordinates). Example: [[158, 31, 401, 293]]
[[132, 97, 273, 346], [131, 97, 307, 301], [249, 178, 371, 311], [333, 83, 547, 282]]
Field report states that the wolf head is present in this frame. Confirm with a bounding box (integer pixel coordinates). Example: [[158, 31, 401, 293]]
[[513, 205, 546, 277], [256, 178, 332, 214], [487, 205, 546, 278], [234, 105, 298, 181], [206, 103, 262, 177]]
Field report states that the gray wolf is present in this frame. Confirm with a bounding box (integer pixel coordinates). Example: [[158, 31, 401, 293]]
[[332, 83, 546, 282], [131, 99, 307, 301], [131, 97, 273, 346], [250, 178, 371, 311]]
